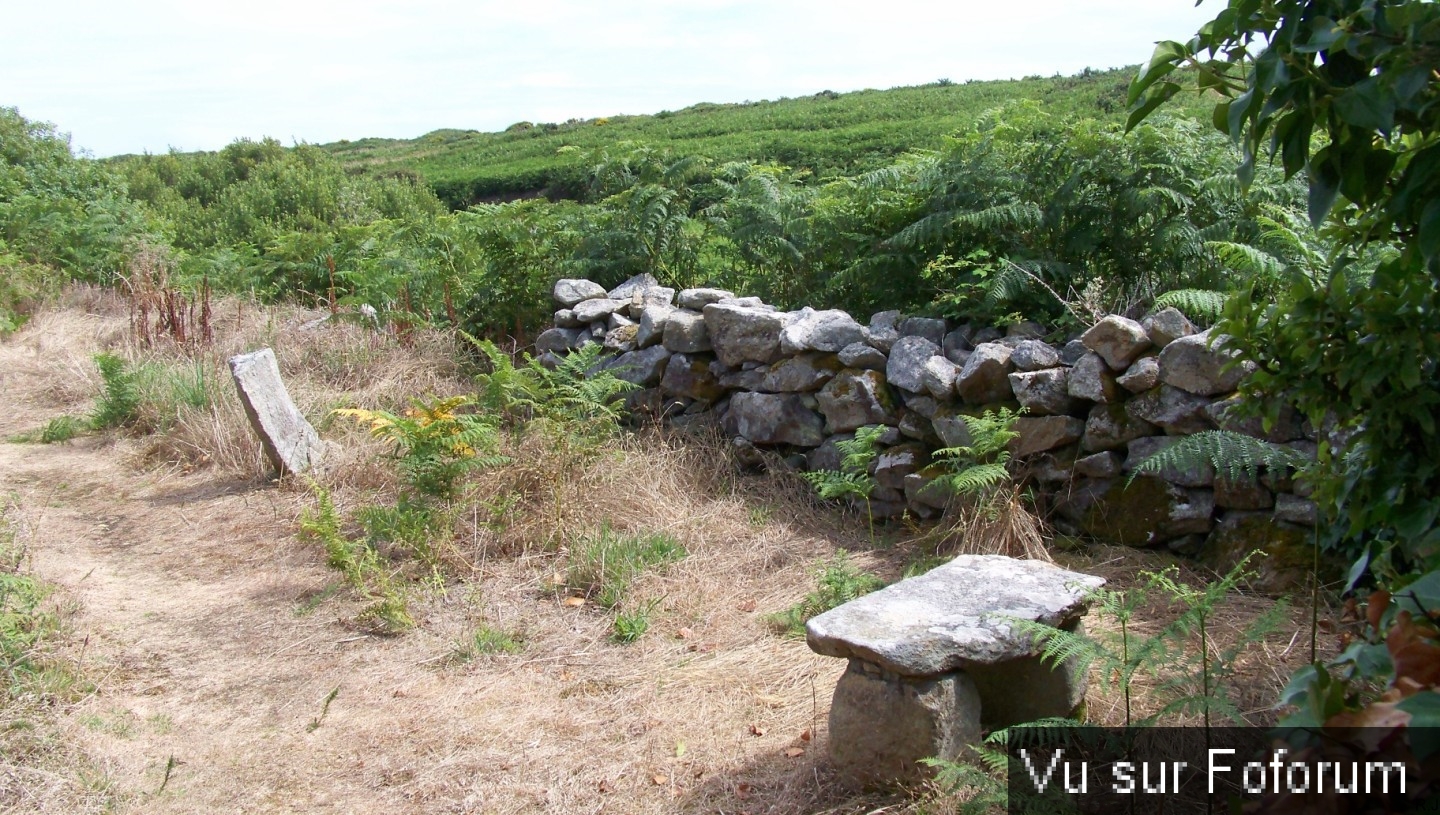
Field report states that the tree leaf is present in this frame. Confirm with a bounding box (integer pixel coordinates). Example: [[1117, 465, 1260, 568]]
[[1307, 154, 1341, 226], [1333, 79, 1396, 133]]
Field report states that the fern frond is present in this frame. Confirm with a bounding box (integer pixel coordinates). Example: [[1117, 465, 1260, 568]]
[[1154, 288, 1227, 323], [1129, 430, 1305, 486], [1206, 240, 1284, 281], [935, 461, 1010, 497]]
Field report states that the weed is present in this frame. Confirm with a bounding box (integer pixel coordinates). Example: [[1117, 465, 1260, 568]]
[[40, 415, 85, 444], [334, 394, 509, 501], [356, 500, 448, 573], [564, 526, 686, 609], [767, 551, 883, 638], [1, 501, 65, 700], [455, 625, 525, 660], [799, 424, 887, 542], [90, 353, 140, 430], [306, 686, 340, 732], [298, 483, 413, 633], [612, 598, 662, 644]]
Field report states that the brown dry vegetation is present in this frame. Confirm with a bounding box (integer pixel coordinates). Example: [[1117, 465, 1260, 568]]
[[0, 289, 1336, 814]]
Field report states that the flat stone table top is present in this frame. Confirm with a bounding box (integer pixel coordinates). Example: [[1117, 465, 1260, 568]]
[[806, 554, 1105, 677]]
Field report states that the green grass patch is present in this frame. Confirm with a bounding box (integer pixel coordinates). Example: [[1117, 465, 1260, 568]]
[[564, 526, 685, 610]]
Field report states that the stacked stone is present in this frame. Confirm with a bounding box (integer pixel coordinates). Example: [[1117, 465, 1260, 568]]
[[539, 276, 1320, 590]]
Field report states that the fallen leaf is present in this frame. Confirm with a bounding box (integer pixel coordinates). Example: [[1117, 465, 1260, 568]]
[[748, 724, 766, 737], [735, 783, 752, 799], [688, 642, 717, 653], [784, 747, 805, 758], [675, 741, 687, 758], [651, 774, 668, 786], [799, 728, 812, 742], [598, 779, 612, 793], [677, 627, 694, 640], [737, 599, 757, 612], [562, 596, 586, 608]]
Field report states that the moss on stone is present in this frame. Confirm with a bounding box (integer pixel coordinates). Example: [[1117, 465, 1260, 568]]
[[1080, 475, 1176, 547]]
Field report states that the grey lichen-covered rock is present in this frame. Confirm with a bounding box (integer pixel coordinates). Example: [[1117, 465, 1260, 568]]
[[602, 324, 638, 352], [1158, 330, 1256, 396], [874, 443, 928, 490], [817, 369, 898, 433], [606, 345, 671, 386], [827, 660, 982, 786], [703, 303, 788, 367], [606, 273, 660, 300], [903, 393, 939, 419], [1067, 352, 1119, 404], [1081, 315, 1152, 370], [635, 304, 671, 348], [553, 308, 584, 328], [1078, 475, 1189, 547], [806, 554, 1105, 676], [1059, 338, 1088, 366], [1011, 339, 1060, 372], [920, 355, 961, 400], [898, 410, 940, 443], [572, 297, 625, 323], [839, 341, 887, 371], [535, 326, 582, 354], [1125, 385, 1215, 435], [931, 405, 982, 449], [1008, 368, 1076, 416], [724, 392, 826, 447], [1007, 320, 1046, 339], [1275, 493, 1319, 526], [760, 353, 841, 392], [1081, 403, 1158, 452], [1167, 489, 1217, 536], [553, 278, 608, 307], [607, 312, 635, 331], [780, 307, 868, 354], [676, 287, 735, 309], [898, 316, 947, 346], [1010, 416, 1085, 457], [868, 310, 903, 352], [1142, 306, 1196, 348], [886, 336, 942, 393], [1074, 451, 1122, 479], [1117, 355, 1160, 393], [659, 353, 725, 402], [956, 342, 1015, 404], [661, 308, 711, 353], [229, 348, 331, 477]]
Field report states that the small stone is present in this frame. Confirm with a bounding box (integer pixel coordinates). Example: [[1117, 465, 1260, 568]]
[[886, 336, 942, 393], [1010, 340, 1060, 372], [535, 327, 582, 354], [1073, 451, 1122, 479], [760, 353, 840, 393], [955, 342, 1014, 404], [1010, 416, 1085, 457], [724, 392, 826, 447], [661, 309, 711, 353], [1067, 352, 1118, 404], [868, 310, 903, 353], [659, 353, 725, 402], [1081, 315, 1152, 370], [602, 324, 637, 352], [1117, 355, 1160, 393], [971, 326, 1002, 345], [780, 308, 868, 354], [1275, 493, 1318, 526], [606, 345, 671, 386], [1125, 385, 1215, 435], [553, 308, 584, 328], [903, 394, 939, 419], [635, 304, 672, 348], [572, 297, 625, 323], [607, 312, 635, 330], [942, 328, 973, 366], [1058, 338, 1088, 366], [1214, 477, 1274, 510], [920, 355, 961, 400], [1081, 403, 1157, 453], [1123, 435, 1215, 487], [676, 287, 735, 309], [1158, 330, 1256, 396], [1142, 307, 1196, 348], [1006, 320, 1046, 339], [553, 278, 607, 307], [897, 316, 947, 346], [875, 444, 928, 490], [839, 342, 887, 370], [817, 370, 898, 433], [1008, 368, 1076, 416], [606, 273, 660, 300]]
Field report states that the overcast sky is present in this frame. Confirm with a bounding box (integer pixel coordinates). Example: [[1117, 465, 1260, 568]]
[[1, 1, 1219, 157]]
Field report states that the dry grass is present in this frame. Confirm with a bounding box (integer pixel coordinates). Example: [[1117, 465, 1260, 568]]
[[0, 288, 1338, 814]]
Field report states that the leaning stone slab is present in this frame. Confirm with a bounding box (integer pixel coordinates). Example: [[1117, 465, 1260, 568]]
[[229, 348, 331, 477], [807, 555, 1104, 677]]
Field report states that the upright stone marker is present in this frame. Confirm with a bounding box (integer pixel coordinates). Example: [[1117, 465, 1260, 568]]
[[229, 348, 329, 477]]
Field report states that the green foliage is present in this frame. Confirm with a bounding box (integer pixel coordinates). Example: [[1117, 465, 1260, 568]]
[[89, 353, 140, 430], [467, 336, 637, 441], [1, 501, 62, 698], [334, 395, 509, 501], [39, 415, 84, 444], [1128, 429, 1309, 487], [1153, 288, 1227, 324], [456, 625, 524, 659], [925, 407, 1022, 502], [297, 482, 413, 633], [767, 551, 884, 638], [611, 598, 662, 645], [563, 526, 686, 610]]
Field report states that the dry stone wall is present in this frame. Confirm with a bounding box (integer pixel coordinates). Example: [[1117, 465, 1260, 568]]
[[539, 274, 1321, 589]]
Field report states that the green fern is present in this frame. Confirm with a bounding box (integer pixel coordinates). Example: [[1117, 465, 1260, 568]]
[[1128, 429, 1306, 487], [1154, 288, 1228, 323], [800, 425, 886, 539], [925, 407, 1022, 501], [90, 353, 140, 430]]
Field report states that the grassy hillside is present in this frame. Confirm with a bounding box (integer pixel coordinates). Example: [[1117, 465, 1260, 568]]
[[322, 66, 1216, 207]]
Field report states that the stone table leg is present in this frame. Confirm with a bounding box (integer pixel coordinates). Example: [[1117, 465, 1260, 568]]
[[827, 658, 981, 786]]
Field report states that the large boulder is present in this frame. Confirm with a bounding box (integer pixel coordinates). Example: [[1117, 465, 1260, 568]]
[[886, 336, 942, 393], [724, 392, 826, 447], [634, 304, 672, 348], [1122, 435, 1215, 487], [703, 303, 789, 367], [606, 273, 660, 300], [780, 307, 868, 354], [535, 326, 583, 354], [1075, 476, 1202, 547], [1010, 339, 1060, 372], [572, 297, 625, 323], [553, 278, 607, 307], [1081, 315, 1152, 370], [897, 316, 947, 346], [760, 353, 841, 392], [1158, 330, 1256, 396], [874, 443, 929, 490], [956, 342, 1015, 404], [868, 310, 903, 353], [1116, 355, 1160, 393], [920, 355, 961, 400], [1007, 368, 1076, 416], [1010, 416, 1085, 457], [661, 308, 711, 353], [817, 370, 899, 433], [1066, 352, 1118, 404], [1125, 385, 1215, 435]]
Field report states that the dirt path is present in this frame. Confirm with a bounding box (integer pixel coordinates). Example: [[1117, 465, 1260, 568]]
[[0, 313, 856, 815]]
